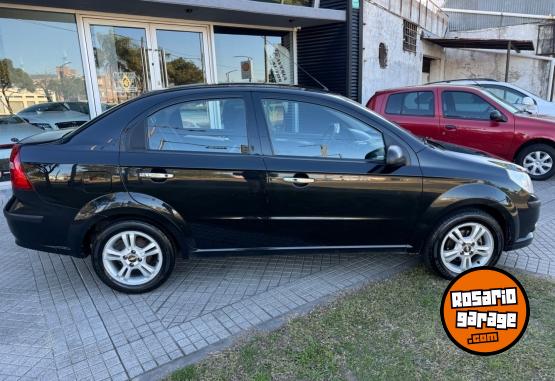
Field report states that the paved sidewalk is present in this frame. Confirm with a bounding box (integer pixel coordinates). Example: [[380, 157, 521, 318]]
[[0, 179, 553, 380], [498, 179, 555, 276]]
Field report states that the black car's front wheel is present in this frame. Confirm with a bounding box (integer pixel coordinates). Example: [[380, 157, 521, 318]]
[[91, 221, 175, 293], [423, 209, 504, 279]]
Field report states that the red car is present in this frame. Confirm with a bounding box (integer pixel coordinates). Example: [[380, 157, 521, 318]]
[[367, 84, 555, 180]]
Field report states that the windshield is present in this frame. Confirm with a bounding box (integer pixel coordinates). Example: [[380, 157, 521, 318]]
[[479, 89, 520, 113]]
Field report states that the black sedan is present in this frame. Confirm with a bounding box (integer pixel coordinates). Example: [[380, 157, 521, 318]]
[[4, 85, 540, 293]]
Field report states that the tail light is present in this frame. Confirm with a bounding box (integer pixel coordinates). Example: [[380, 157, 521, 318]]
[[9, 145, 32, 190]]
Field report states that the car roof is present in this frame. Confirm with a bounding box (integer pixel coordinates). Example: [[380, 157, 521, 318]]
[[426, 78, 498, 85], [141, 83, 331, 97], [374, 84, 488, 95]]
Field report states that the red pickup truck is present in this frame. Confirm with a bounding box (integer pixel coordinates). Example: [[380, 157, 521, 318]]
[[367, 84, 555, 180]]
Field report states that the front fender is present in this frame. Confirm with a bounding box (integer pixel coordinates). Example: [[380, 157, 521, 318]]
[[411, 183, 517, 251], [68, 192, 192, 256]]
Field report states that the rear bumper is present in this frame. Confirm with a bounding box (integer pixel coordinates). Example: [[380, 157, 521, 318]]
[[504, 198, 541, 251], [4, 195, 85, 257]]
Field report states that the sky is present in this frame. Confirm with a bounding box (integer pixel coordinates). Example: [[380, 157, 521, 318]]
[[0, 11, 85, 77]]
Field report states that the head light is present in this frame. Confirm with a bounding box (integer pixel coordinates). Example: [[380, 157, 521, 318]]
[[507, 168, 534, 194]]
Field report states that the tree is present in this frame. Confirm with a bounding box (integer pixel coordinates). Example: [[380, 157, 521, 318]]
[[0, 59, 35, 114], [165, 58, 204, 86]]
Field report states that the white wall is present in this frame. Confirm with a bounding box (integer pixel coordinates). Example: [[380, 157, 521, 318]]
[[444, 24, 555, 99], [361, 1, 445, 104]]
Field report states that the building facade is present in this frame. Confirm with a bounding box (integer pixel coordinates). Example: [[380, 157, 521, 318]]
[[442, 1, 555, 100], [360, 0, 448, 104], [0, 0, 346, 124]]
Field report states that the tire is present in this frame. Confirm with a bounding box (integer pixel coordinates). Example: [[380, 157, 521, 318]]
[[422, 209, 504, 279], [516, 143, 555, 181], [91, 220, 175, 293]]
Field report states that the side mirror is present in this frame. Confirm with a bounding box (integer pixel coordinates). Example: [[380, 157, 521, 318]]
[[490, 110, 507, 122], [386, 145, 407, 167], [521, 97, 537, 113]]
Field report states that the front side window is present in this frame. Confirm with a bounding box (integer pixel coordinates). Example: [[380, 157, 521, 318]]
[[481, 85, 527, 105], [385, 91, 434, 116], [147, 98, 249, 154], [261, 100, 385, 161], [442, 91, 497, 120]]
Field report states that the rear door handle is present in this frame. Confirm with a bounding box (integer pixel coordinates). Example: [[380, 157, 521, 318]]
[[445, 125, 457, 131], [283, 177, 315, 184], [138, 172, 174, 179]]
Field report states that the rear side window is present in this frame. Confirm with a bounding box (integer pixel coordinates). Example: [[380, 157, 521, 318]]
[[442, 91, 496, 120], [146, 98, 249, 154], [385, 91, 434, 116]]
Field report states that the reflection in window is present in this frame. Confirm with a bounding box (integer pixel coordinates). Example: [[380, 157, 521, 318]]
[[147, 99, 249, 154], [262, 99, 385, 161], [156, 29, 205, 88], [442, 91, 496, 120], [90, 25, 149, 108], [215, 27, 293, 84], [0, 8, 89, 130]]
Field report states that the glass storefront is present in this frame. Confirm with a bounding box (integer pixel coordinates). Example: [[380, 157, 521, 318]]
[[0, 8, 90, 130], [214, 27, 294, 84], [0, 7, 296, 144], [89, 24, 207, 110]]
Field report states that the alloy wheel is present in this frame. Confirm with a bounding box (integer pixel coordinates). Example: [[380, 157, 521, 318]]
[[102, 230, 163, 286], [523, 150, 553, 176], [440, 222, 494, 274]]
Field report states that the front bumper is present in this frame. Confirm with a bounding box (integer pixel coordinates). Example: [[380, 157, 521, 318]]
[[504, 197, 541, 251]]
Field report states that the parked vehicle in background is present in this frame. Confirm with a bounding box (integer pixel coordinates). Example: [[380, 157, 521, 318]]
[[368, 84, 555, 180], [17, 102, 90, 130], [4, 85, 539, 293], [429, 79, 555, 117], [0, 115, 44, 177]]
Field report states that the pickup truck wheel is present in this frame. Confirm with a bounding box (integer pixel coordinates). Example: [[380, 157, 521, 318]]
[[516, 144, 555, 180], [91, 221, 175, 293], [423, 209, 503, 279]]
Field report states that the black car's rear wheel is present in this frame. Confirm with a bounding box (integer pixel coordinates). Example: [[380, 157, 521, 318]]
[[91, 220, 175, 293], [516, 143, 555, 180], [423, 209, 504, 279]]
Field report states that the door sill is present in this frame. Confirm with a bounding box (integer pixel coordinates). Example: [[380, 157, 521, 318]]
[[192, 245, 412, 256]]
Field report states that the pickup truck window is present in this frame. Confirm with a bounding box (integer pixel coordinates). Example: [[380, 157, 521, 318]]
[[385, 91, 434, 117]]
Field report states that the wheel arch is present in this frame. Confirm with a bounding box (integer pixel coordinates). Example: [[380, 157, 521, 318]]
[[411, 184, 517, 252], [513, 138, 555, 162], [69, 192, 193, 258]]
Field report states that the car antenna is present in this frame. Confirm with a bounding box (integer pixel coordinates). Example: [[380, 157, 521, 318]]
[[260, 37, 329, 92]]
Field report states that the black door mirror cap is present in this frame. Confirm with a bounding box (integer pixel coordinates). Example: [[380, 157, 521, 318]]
[[386, 145, 407, 167], [490, 110, 507, 122]]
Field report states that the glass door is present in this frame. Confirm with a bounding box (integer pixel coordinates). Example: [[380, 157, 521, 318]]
[[83, 19, 212, 116], [151, 27, 208, 88]]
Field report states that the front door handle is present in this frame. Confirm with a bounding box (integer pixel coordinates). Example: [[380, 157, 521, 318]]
[[283, 177, 315, 184], [138, 172, 174, 179], [445, 124, 457, 131]]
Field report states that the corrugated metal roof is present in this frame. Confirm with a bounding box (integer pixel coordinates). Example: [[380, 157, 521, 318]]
[[444, 0, 555, 31]]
